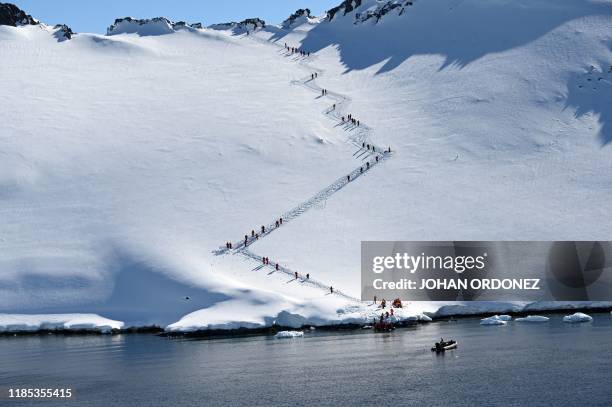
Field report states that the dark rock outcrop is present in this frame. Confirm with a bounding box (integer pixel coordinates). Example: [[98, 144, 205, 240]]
[[107, 17, 202, 36], [356, 1, 413, 23], [327, 0, 362, 21], [0, 2, 38, 26], [327, 0, 414, 23], [53, 24, 74, 40], [282, 8, 311, 29], [208, 18, 265, 32]]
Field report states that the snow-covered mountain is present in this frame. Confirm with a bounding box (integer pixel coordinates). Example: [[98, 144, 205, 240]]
[[0, 1, 611, 331]]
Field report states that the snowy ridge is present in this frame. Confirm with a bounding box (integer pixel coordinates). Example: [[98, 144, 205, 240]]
[[281, 9, 314, 29], [208, 18, 265, 33], [107, 17, 202, 36]]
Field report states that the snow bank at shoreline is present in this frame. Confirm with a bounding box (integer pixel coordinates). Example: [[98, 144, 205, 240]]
[[166, 301, 612, 332], [1, 301, 610, 334], [0, 314, 124, 333]]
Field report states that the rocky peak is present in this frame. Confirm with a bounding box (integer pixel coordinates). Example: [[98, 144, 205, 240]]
[[208, 18, 265, 32], [107, 17, 202, 36], [0, 2, 38, 26], [281, 8, 311, 29], [327, 0, 414, 24]]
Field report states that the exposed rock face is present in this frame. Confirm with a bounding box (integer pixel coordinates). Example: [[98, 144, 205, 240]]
[[107, 17, 202, 36], [327, 0, 363, 21], [326, 0, 414, 24], [208, 18, 265, 32], [355, 1, 413, 23], [53, 24, 74, 40], [281, 8, 311, 29], [0, 2, 38, 26]]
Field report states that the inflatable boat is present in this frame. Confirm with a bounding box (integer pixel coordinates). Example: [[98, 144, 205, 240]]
[[431, 339, 457, 352]]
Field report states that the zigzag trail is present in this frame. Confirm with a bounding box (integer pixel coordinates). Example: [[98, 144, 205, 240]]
[[214, 30, 393, 303]]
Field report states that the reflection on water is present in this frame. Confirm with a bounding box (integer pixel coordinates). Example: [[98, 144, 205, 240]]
[[2, 315, 612, 406]]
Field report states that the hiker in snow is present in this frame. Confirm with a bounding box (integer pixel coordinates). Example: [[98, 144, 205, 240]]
[[244, 236, 248, 246], [251, 230, 255, 237], [357, 120, 360, 126], [374, 295, 377, 304], [347, 175, 350, 182], [376, 156, 379, 162], [366, 162, 370, 169], [330, 286, 334, 294], [276, 263, 279, 271], [360, 167, 363, 174], [362, 142, 365, 148], [280, 217, 283, 225], [307, 52, 310, 56], [261, 225, 265, 233], [255, 233, 259, 240], [262, 257, 266, 265], [381, 298, 386, 308], [388, 146, 391, 153], [367, 144, 370, 150], [333, 104, 336, 110], [372, 146, 375, 152], [295, 271, 298, 279], [385, 311, 390, 319], [342, 116, 345, 122], [306, 273, 310, 279], [276, 220, 279, 227], [390, 308, 394, 316]]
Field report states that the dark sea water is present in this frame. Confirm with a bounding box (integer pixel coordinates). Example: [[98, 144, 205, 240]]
[[2, 314, 612, 406]]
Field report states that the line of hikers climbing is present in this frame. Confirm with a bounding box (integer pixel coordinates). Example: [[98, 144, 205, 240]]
[[342, 113, 361, 127], [284, 43, 311, 57], [257, 256, 337, 294], [241, 217, 284, 248], [345, 143, 392, 182]]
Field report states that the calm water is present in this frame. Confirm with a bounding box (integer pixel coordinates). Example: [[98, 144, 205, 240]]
[[2, 314, 612, 406]]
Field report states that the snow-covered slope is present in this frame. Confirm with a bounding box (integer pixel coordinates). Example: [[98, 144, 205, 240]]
[[1, 0, 611, 331]]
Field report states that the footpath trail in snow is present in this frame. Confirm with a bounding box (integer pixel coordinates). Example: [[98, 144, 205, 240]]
[[215, 30, 393, 303]]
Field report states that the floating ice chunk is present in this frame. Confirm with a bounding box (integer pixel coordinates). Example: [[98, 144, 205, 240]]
[[480, 315, 507, 325], [274, 330, 304, 338], [419, 314, 433, 322], [515, 315, 550, 322], [497, 315, 512, 321], [563, 312, 593, 323]]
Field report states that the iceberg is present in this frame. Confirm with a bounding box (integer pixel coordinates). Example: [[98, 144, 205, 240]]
[[563, 312, 593, 323], [480, 315, 508, 325], [274, 330, 304, 339]]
